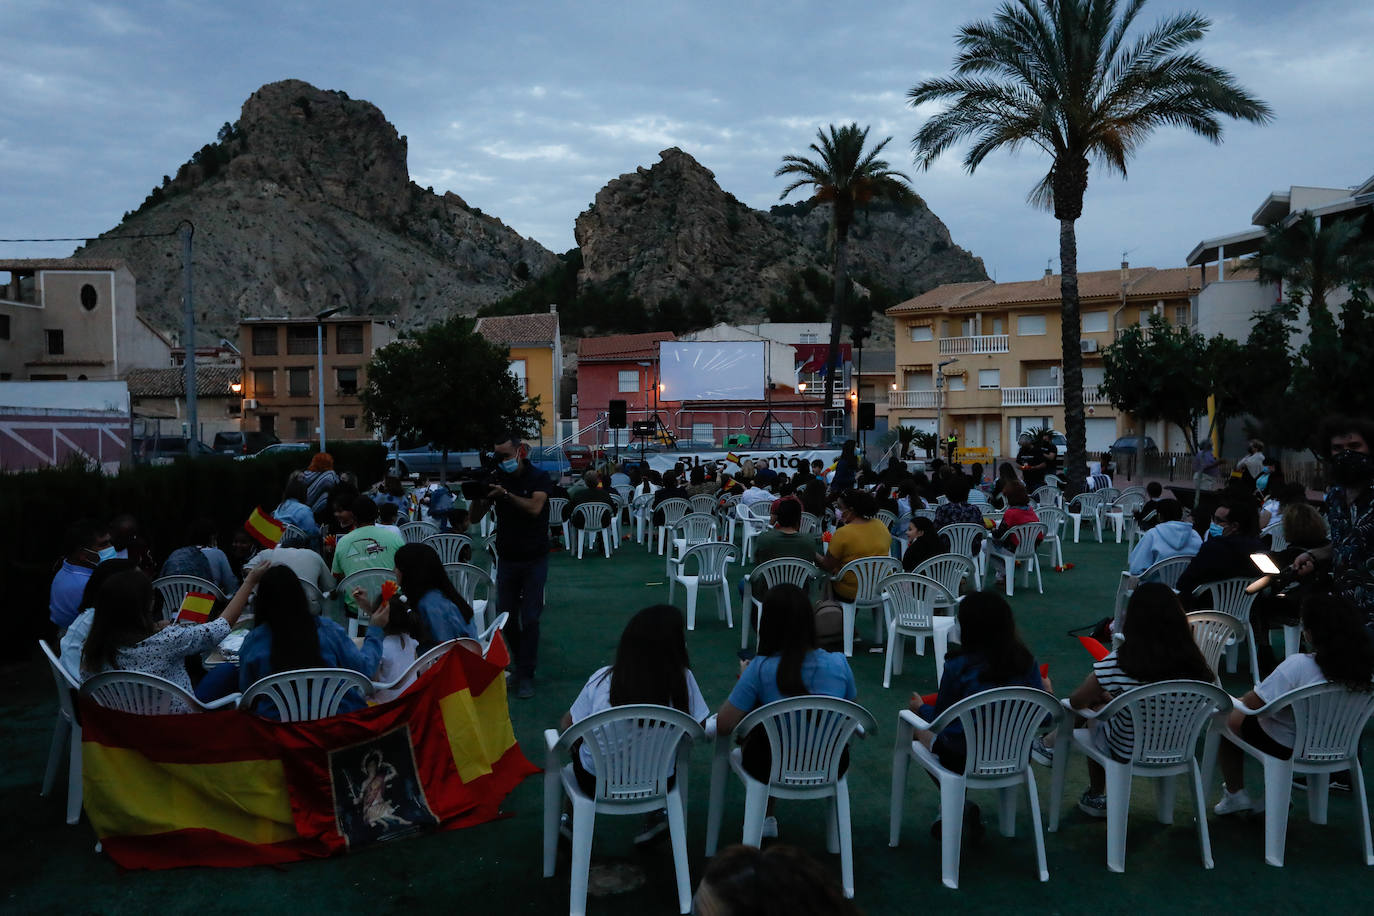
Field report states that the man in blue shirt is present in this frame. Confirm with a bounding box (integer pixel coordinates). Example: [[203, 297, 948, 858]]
[[50, 519, 112, 631]]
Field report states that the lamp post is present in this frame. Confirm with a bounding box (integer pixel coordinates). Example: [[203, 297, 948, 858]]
[[315, 302, 345, 452], [936, 357, 959, 459]]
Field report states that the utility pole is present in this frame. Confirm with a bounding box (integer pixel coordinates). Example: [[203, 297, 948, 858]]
[[180, 222, 198, 453]]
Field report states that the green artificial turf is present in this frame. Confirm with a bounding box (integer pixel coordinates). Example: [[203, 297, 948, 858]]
[[3, 532, 1370, 915]]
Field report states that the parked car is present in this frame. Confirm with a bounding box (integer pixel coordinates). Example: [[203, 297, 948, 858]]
[[136, 436, 217, 465], [1109, 436, 1159, 456], [564, 444, 593, 472], [236, 441, 313, 461], [213, 431, 280, 456], [386, 443, 484, 478], [527, 446, 570, 478]]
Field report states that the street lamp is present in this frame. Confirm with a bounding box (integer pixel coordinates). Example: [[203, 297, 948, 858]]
[[936, 357, 959, 457], [315, 301, 345, 451]]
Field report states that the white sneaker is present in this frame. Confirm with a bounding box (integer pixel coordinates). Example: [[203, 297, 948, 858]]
[[1213, 789, 1264, 816], [761, 816, 779, 839]]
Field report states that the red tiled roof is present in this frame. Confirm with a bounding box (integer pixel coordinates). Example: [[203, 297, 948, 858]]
[[577, 331, 677, 361], [473, 312, 559, 345], [887, 266, 1210, 316], [125, 367, 240, 398]]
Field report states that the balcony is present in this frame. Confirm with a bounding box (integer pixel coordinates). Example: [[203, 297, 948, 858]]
[[938, 334, 1009, 356], [888, 389, 944, 409], [999, 385, 1112, 407]]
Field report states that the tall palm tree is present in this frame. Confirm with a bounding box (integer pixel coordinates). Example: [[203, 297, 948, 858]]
[[1252, 211, 1374, 341], [907, 0, 1270, 490], [777, 124, 913, 436]]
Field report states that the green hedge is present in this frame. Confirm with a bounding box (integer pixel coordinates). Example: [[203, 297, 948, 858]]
[[4, 440, 387, 657]]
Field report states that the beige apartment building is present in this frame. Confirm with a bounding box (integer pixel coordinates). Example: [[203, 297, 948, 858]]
[[0, 258, 171, 381], [886, 264, 1205, 459], [238, 317, 396, 442]]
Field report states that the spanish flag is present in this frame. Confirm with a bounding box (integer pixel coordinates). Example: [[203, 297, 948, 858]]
[[176, 591, 217, 624], [80, 638, 537, 869], [726, 451, 741, 465], [244, 507, 285, 547]]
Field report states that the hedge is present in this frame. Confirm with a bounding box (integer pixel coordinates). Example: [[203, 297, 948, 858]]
[[4, 440, 387, 658]]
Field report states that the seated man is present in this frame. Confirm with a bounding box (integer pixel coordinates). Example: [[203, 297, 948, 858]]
[[739, 476, 776, 510], [816, 490, 892, 603], [1133, 481, 1167, 531], [1176, 496, 1265, 607], [754, 498, 819, 566], [568, 469, 615, 529], [332, 496, 406, 594], [51, 519, 111, 632], [753, 458, 779, 488], [1127, 499, 1201, 575]]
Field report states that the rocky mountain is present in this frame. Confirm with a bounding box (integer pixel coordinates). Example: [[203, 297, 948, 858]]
[[74, 80, 556, 343], [572, 147, 987, 340]]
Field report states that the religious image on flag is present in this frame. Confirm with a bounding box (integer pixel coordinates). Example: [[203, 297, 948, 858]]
[[176, 590, 217, 624], [80, 635, 537, 869], [244, 506, 285, 547]]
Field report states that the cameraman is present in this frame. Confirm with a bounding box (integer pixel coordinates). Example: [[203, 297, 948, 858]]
[[1293, 416, 1374, 628], [470, 433, 553, 700]]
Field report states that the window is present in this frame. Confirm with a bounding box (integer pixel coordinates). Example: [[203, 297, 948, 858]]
[[945, 373, 966, 391], [978, 369, 1001, 389], [259, 414, 276, 435], [253, 369, 275, 397], [288, 368, 311, 397], [909, 324, 933, 342], [292, 417, 310, 439], [800, 332, 819, 344], [691, 423, 715, 443], [336, 367, 359, 395], [1082, 366, 1106, 386], [30, 373, 66, 380], [617, 369, 639, 393], [991, 318, 1003, 335], [1026, 367, 1056, 387], [509, 359, 527, 396], [80, 283, 98, 311], [287, 326, 317, 355], [1017, 314, 1046, 336], [1174, 304, 1190, 326], [0, 314, 9, 340], [251, 326, 278, 355], [336, 323, 364, 354], [45, 329, 64, 355], [342, 415, 358, 430], [1082, 311, 1109, 333]]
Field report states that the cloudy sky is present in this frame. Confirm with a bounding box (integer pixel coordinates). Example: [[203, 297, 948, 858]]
[[3, 0, 1371, 284]]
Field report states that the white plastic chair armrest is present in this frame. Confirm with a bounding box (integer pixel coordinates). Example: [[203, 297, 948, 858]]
[[201, 693, 242, 710], [704, 713, 718, 740]]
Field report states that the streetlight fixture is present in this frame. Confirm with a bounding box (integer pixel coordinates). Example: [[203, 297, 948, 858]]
[[315, 301, 345, 452], [936, 357, 959, 455]]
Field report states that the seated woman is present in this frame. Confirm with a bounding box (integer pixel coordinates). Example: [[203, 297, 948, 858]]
[[559, 604, 710, 844], [82, 565, 254, 713], [985, 481, 1041, 584], [356, 542, 477, 649], [901, 516, 944, 572], [715, 584, 857, 840], [1066, 583, 1214, 817], [237, 565, 390, 717], [1214, 593, 1374, 813], [60, 558, 140, 682], [990, 462, 1019, 509], [1250, 502, 1331, 676], [274, 472, 320, 539], [909, 591, 1049, 835]]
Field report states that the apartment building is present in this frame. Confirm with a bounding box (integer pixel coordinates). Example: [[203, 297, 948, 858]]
[[238, 317, 396, 442], [473, 309, 561, 443], [886, 264, 1204, 458]]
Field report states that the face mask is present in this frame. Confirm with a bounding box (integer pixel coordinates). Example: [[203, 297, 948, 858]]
[[1328, 449, 1374, 487], [87, 545, 117, 564], [498, 457, 520, 474], [1207, 522, 1225, 540]]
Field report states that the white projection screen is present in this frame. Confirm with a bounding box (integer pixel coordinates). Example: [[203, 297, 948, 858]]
[[659, 341, 767, 401]]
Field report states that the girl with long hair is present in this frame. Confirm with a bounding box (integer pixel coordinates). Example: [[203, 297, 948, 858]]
[[355, 542, 475, 648], [274, 472, 320, 537], [1067, 583, 1214, 817], [1214, 593, 1374, 813], [83, 565, 254, 713], [237, 565, 390, 717]]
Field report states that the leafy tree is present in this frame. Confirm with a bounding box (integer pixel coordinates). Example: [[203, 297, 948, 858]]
[[908, 0, 1271, 491], [361, 316, 542, 480], [1100, 315, 1211, 451], [777, 124, 914, 432], [1252, 212, 1374, 345]]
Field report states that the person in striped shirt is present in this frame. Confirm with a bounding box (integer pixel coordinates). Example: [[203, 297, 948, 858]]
[[1066, 583, 1214, 817]]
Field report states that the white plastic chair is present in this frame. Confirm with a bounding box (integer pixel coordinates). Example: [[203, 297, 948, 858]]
[[832, 555, 903, 657], [571, 502, 615, 559], [876, 508, 898, 529], [423, 532, 474, 565], [475, 611, 510, 656], [689, 493, 718, 515], [1036, 506, 1067, 569], [1104, 494, 1146, 543], [335, 568, 394, 637], [1262, 521, 1288, 553], [444, 562, 494, 630], [400, 520, 439, 543], [654, 498, 692, 555], [478, 505, 497, 539], [546, 497, 571, 548], [704, 697, 876, 898], [666, 513, 720, 578], [669, 542, 738, 631], [1201, 682, 1374, 867], [239, 668, 375, 721], [913, 508, 937, 522], [719, 493, 743, 543], [609, 491, 628, 543], [1193, 578, 1261, 685], [151, 575, 225, 623], [799, 512, 822, 536], [38, 641, 82, 824], [543, 704, 704, 916], [82, 670, 238, 714], [891, 688, 1065, 889], [298, 577, 329, 618], [630, 492, 654, 545], [372, 639, 458, 696], [737, 502, 773, 562], [878, 573, 958, 689], [740, 557, 818, 650], [985, 523, 1047, 596], [1187, 612, 1248, 681], [939, 523, 987, 586], [1031, 485, 1062, 509], [1066, 492, 1104, 543], [908, 553, 976, 616], [1046, 679, 1232, 872]]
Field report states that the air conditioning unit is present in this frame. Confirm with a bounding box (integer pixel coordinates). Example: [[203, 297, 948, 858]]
[[242, 398, 259, 410], [1080, 338, 1098, 353]]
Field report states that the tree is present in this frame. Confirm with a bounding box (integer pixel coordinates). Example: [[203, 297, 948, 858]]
[[776, 124, 914, 437], [1252, 212, 1374, 346], [908, 0, 1271, 491], [1100, 315, 1211, 452], [361, 316, 542, 480]]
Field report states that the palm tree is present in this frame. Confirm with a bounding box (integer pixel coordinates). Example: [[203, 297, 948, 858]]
[[1252, 211, 1374, 341], [907, 0, 1270, 490], [777, 124, 913, 436]]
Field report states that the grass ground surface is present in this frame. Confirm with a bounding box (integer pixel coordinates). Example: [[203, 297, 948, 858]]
[[4, 530, 1371, 914]]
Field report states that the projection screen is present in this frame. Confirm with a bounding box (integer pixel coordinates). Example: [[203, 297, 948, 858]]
[[659, 341, 767, 401]]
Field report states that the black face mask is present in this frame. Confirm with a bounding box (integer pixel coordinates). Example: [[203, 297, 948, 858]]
[[1328, 449, 1374, 486]]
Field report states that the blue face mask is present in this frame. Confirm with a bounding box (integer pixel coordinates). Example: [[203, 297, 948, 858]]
[[498, 457, 520, 474], [1207, 522, 1224, 539], [88, 545, 118, 564]]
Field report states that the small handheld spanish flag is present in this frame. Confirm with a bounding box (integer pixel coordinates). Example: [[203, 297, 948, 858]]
[[176, 590, 216, 624], [380, 580, 399, 604], [1077, 635, 1110, 661], [244, 506, 285, 547], [726, 451, 741, 465]]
